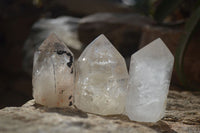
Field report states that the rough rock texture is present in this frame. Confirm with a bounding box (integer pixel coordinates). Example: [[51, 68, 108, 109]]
[[140, 25, 200, 88], [75, 35, 129, 115], [0, 87, 199, 133], [78, 13, 154, 57]]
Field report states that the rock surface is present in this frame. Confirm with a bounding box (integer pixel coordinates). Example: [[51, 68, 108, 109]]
[[0, 87, 200, 133]]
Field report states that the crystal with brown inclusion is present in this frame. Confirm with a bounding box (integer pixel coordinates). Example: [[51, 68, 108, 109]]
[[32, 33, 74, 107]]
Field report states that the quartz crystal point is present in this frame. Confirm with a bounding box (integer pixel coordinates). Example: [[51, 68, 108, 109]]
[[126, 38, 174, 122], [32, 33, 74, 107], [74, 34, 129, 115]]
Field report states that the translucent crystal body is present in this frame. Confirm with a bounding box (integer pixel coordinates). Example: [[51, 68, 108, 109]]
[[32, 33, 74, 107], [125, 38, 174, 122], [74, 34, 129, 115]]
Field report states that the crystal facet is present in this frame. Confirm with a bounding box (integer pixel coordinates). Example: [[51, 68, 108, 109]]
[[74, 34, 129, 115], [32, 33, 74, 107], [125, 38, 174, 122]]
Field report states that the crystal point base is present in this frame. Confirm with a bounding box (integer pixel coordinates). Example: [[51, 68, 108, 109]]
[[74, 34, 129, 115], [32, 33, 74, 107], [125, 38, 174, 122]]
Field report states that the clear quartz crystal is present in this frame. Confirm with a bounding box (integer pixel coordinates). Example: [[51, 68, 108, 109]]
[[125, 38, 174, 122], [32, 33, 74, 107], [74, 34, 129, 115]]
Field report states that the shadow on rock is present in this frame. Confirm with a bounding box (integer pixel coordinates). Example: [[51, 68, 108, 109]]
[[139, 121, 178, 133], [101, 114, 178, 133], [101, 114, 131, 122], [33, 102, 88, 118]]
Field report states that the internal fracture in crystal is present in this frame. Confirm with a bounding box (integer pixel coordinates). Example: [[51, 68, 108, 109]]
[[125, 38, 174, 122], [32, 33, 74, 107], [74, 34, 129, 115]]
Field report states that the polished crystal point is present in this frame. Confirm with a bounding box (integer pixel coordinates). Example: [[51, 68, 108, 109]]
[[74, 34, 129, 115], [125, 38, 174, 122], [32, 33, 74, 107]]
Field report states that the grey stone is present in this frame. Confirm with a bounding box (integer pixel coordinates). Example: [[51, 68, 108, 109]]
[[0, 88, 200, 133]]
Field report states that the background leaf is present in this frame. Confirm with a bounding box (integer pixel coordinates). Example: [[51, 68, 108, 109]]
[[154, 0, 183, 22], [175, 6, 200, 90]]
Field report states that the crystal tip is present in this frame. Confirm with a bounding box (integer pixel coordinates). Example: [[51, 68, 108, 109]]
[[38, 33, 66, 52]]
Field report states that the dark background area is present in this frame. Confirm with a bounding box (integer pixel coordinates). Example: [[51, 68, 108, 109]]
[[0, 0, 200, 108]]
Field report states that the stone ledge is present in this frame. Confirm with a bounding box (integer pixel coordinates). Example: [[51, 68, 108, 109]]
[[0, 88, 199, 133]]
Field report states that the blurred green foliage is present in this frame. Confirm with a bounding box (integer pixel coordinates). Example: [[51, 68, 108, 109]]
[[154, 0, 200, 90], [154, 0, 183, 22], [132, 0, 152, 15], [174, 6, 200, 90]]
